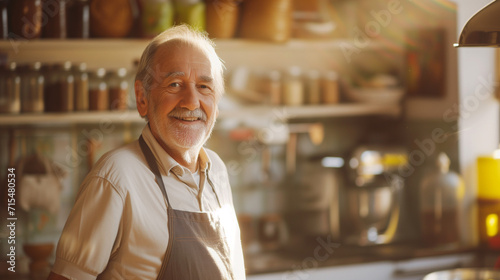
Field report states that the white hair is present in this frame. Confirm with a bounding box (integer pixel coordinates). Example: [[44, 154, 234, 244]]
[[135, 25, 225, 101]]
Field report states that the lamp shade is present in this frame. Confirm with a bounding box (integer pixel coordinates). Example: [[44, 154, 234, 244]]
[[455, 0, 500, 47]]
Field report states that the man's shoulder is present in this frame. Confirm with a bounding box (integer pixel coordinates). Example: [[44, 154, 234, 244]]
[[90, 140, 147, 183]]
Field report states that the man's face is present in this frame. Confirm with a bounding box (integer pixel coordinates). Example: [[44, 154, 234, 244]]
[[140, 42, 218, 153]]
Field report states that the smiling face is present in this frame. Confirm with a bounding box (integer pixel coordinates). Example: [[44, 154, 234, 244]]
[[136, 41, 219, 156]]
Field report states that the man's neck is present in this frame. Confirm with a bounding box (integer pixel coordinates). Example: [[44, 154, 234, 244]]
[[162, 144, 200, 173]]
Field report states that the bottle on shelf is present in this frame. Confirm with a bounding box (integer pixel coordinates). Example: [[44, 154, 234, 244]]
[[140, 0, 174, 38], [42, 0, 67, 38], [108, 68, 129, 111], [9, 0, 43, 39], [72, 62, 89, 111], [0, 62, 21, 114], [44, 62, 74, 112], [306, 70, 321, 105], [173, 0, 205, 31], [66, 0, 90, 38], [0, 0, 8, 39], [321, 70, 339, 104], [283, 66, 304, 106], [20, 62, 44, 113], [89, 68, 109, 111]]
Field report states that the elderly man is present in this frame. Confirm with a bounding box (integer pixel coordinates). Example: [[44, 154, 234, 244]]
[[48, 25, 245, 280]]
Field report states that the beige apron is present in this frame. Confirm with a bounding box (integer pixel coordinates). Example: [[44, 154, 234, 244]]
[[139, 136, 236, 280]]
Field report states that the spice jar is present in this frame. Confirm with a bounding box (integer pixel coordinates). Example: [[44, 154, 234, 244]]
[[419, 152, 464, 247], [108, 68, 129, 110], [0, 0, 8, 39], [306, 70, 321, 105], [66, 0, 90, 38], [264, 70, 282, 106], [140, 0, 174, 38], [42, 0, 67, 38], [89, 68, 109, 111], [72, 62, 89, 111], [20, 62, 44, 113], [283, 67, 304, 106], [9, 0, 43, 39], [0, 62, 21, 114], [321, 70, 339, 104], [44, 62, 74, 112]]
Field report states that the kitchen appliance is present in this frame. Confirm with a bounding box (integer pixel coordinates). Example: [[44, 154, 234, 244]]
[[342, 145, 408, 246], [283, 157, 341, 241]]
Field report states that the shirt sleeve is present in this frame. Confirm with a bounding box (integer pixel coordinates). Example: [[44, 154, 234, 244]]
[[52, 176, 125, 280]]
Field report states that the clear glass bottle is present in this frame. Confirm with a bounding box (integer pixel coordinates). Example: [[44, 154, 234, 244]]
[[89, 68, 109, 111], [20, 62, 44, 113], [283, 66, 304, 106], [108, 68, 129, 110], [0, 62, 21, 114], [419, 152, 464, 247], [72, 62, 89, 111]]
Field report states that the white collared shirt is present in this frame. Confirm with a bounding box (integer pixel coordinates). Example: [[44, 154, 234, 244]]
[[52, 125, 245, 280]]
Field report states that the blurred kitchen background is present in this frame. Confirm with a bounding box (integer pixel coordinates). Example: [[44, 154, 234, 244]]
[[0, 0, 500, 279]]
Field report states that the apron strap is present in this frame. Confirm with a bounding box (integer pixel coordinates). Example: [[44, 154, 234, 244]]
[[139, 135, 171, 207]]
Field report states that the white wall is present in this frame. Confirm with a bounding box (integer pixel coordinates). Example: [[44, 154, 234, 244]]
[[454, 0, 500, 244]]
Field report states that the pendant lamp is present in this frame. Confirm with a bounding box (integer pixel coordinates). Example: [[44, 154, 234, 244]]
[[455, 0, 500, 47]]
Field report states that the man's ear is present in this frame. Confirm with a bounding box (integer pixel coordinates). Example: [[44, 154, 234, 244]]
[[135, 80, 148, 118]]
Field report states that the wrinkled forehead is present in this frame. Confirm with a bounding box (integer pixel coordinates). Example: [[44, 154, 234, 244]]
[[153, 39, 212, 68]]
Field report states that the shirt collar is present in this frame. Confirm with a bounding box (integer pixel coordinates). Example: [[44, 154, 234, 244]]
[[141, 125, 211, 176]]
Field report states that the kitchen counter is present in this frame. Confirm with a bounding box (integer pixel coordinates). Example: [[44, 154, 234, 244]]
[[244, 241, 484, 276]]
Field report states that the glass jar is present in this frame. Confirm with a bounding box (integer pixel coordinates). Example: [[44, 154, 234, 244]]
[[173, 0, 205, 31], [20, 62, 44, 113], [9, 0, 43, 39], [0, 62, 21, 114], [419, 152, 464, 247], [66, 0, 89, 38], [89, 68, 109, 111], [140, 0, 174, 38], [205, 0, 239, 38], [283, 66, 304, 106], [108, 68, 129, 110], [0, 0, 8, 39], [44, 62, 74, 112], [321, 70, 339, 104], [306, 70, 321, 105], [72, 62, 89, 111], [42, 0, 67, 38]]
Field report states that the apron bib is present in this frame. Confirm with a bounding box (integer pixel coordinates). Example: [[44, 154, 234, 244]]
[[139, 136, 236, 280]]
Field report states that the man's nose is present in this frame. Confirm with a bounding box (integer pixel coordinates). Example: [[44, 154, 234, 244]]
[[179, 84, 200, 111]]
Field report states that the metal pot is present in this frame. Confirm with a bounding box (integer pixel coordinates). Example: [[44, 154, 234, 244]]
[[423, 268, 500, 280]]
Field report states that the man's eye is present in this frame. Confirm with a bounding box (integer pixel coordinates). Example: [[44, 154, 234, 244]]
[[199, 84, 213, 92], [169, 82, 181, 87]]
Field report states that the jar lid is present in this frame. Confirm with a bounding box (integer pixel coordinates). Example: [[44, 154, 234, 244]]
[[72, 62, 87, 72], [94, 68, 106, 78]]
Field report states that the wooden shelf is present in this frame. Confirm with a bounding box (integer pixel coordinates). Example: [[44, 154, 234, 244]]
[[0, 103, 400, 126], [0, 38, 392, 69]]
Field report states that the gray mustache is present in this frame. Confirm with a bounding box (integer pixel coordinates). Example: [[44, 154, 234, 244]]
[[168, 108, 207, 121]]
